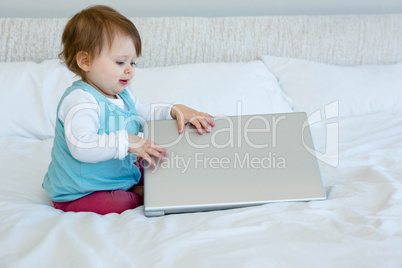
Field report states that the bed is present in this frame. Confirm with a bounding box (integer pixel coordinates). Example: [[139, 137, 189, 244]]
[[1, 15, 402, 267]]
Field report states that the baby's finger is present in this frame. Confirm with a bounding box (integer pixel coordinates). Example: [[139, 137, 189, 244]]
[[176, 114, 185, 134], [149, 141, 167, 154], [189, 117, 204, 134], [146, 147, 165, 160], [197, 117, 211, 132], [208, 116, 215, 126], [202, 115, 215, 127], [142, 154, 155, 166], [197, 113, 214, 126]]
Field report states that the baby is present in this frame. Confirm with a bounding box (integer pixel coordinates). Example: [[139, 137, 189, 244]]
[[42, 5, 214, 215]]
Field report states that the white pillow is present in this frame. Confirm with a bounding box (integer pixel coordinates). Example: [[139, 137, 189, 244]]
[[0, 59, 291, 140], [130, 61, 292, 117], [0, 60, 76, 139], [261, 55, 402, 118]]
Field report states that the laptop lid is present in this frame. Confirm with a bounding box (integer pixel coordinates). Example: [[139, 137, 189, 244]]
[[144, 112, 326, 217]]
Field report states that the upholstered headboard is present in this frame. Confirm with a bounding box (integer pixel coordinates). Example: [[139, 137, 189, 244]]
[[1, 15, 401, 67]]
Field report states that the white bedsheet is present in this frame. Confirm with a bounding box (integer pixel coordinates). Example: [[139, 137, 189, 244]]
[[1, 111, 402, 267]]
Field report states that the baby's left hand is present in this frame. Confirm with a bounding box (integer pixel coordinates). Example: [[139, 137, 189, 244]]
[[170, 104, 215, 134]]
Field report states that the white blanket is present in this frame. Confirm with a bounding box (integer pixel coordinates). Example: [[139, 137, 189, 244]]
[[1, 110, 401, 267]]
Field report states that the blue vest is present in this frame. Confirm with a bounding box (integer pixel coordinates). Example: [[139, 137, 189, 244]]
[[42, 80, 141, 202]]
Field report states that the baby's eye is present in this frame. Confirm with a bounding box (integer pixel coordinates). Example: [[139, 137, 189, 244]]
[[130, 62, 137, 67], [116, 61, 125, 65]]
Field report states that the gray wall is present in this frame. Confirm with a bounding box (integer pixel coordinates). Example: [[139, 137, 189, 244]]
[[1, 0, 402, 18]]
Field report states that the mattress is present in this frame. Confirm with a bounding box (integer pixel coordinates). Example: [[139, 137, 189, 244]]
[[1, 110, 401, 267]]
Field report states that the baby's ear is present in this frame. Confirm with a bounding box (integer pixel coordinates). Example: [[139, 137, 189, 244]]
[[76, 51, 91, 72]]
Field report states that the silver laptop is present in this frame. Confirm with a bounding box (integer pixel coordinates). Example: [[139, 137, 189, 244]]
[[143, 112, 326, 217]]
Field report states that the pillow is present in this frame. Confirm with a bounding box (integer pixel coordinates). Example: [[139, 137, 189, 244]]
[[0, 59, 291, 140], [260, 55, 402, 118], [0, 60, 76, 139], [130, 61, 293, 117]]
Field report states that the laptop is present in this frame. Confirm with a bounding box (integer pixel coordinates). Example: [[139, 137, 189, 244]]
[[143, 112, 326, 217]]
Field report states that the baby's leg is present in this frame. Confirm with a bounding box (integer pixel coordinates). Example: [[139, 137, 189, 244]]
[[131, 185, 144, 197], [53, 190, 143, 215], [134, 156, 144, 185], [54, 158, 146, 215], [130, 156, 145, 196]]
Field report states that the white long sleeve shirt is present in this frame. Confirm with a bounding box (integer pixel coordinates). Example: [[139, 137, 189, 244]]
[[58, 89, 173, 163]]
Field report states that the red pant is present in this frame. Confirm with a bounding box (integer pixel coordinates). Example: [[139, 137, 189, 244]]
[[53, 158, 144, 215]]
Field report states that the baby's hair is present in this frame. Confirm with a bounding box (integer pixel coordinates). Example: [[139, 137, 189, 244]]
[[59, 5, 141, 78]]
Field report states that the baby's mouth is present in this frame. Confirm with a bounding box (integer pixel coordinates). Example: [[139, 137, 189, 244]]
[[119, 79, 128, 85]]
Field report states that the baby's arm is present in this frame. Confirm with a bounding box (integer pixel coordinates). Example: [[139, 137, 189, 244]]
[[59, 90, 129, 163], [130, 92, 214, 134]]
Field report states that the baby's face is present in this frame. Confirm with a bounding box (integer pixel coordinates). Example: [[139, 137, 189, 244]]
[[84, 34, 137, 99]]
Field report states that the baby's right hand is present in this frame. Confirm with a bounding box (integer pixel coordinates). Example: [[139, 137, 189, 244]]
[[128, 134, 167, 166]]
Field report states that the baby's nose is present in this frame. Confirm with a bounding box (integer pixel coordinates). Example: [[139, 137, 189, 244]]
[[125, 66, 133, 74]]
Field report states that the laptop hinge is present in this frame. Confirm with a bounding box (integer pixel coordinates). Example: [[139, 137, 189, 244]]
[[145, 210, 165, 217]]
